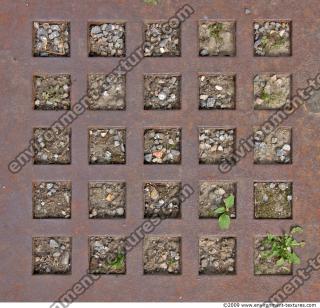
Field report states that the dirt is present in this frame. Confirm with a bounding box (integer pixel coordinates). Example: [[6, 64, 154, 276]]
[[199, 74, 235, 109], [199, 182, 236, 218], [254, 182, 292, 219], [144, 128, 181, 164], [199, 237, 236, 274], [254, 21, 291, 56], [88, 73, 125, 110], [33, 22, 70, 57], [89, 236, 126, 274], [253, 127, 291, 164], [254, 74, 291, 109], [199, 128, 235, 164], [34, 75, 71, 110], [144, 74, 181, 110], [199, 21, 236, 56], [88, 23, 125, 57], [144, 22, 181, 56], [89, 182, 126, 218], [144, 182, 181, 218], [33, 181, 71, 219], [254, 237, 292, 275], [32, 237, 71, 274], [89, 128, 126, 164], [143, 236, 181, 274], [33, 128, 71, 164]]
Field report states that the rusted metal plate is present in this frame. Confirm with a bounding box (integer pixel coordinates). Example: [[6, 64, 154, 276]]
[[0, 0, 320, 302]]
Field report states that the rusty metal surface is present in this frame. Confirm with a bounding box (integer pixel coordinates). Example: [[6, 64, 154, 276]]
[[0, 0, 320, 302]]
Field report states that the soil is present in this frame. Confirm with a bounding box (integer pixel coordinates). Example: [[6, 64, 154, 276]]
[[33, 22, 70, 57], [89, 236, 126, 274], [88, 73, 125, 110], [144, 22, 181, 56], [33, 181, 71, 219], [88, 23, 125, 57], [144, 74, 181, 110], [32, 237, 71, 274], [199, 74, 235, 109], [254, 182, 292, 219], [199, 182, 236, 218], [199, 237, 236, 274], [34, 75, 71, 110], [144, 182, 181, 218], [253, 127, 291, 164], [89, 128, 126, 164], [254, 21, 291, 56], [199, 128, 235, 164], [254, 237, 292, 275], [143, 236, 181, 274], [254, 74, 291, 109], [199, 21, 236, 56], [144, 128, 181, 164], [33, 128, 71, 164], [89, 182, 126, 218]]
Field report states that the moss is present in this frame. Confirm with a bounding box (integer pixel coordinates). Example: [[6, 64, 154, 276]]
[[208, 23, 224, 44], [144, 0, 159, 4]]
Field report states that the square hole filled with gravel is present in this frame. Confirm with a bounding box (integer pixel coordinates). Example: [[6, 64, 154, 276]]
[[199, 237, 236, 274], [199, 182, 236, 218], [88, 23, 125, 57], [253, 127, 291, 164], [32, 237, 71, 274], [199, 128, 235, 164], [254, 74, 291, 109], [144, 22, 181, 57], [33, 75, 71, 110], [33, 21, 70, 57], [87, 73, 125, 110], [33, 181, 71, 219], [254, 182, 292, 219], [144, 74, 181, 110], [199, 74, 235, 109], [254, 21, 291, 56], [89, 236, 126, 274], [144, 128, 181, 164], [254, 237, 292, 275], [143, 236, 181, 274], [89, 182, 126, 218], [33, 128, 71, 164], [144, 182, 181, 218], [89, 128, 126, 164], [199, 21, 236, 56]]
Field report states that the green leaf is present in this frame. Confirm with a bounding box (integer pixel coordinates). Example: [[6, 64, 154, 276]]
[[290, 252, 301, 265], [290, 226, 303, 234], [218, 213, 231, 230], [213, 207, 226, 215], [224, 194, 235, 209], [276, 258, 285, 267]]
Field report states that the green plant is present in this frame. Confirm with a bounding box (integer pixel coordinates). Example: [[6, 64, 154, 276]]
[[208, 23, 224, 44], [107, 252, 125, 270], [262, 226, 305, 267], [144, 0, 159, 5], [213, 194, 235, 230]]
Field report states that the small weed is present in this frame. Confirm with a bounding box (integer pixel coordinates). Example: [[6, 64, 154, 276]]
[[262, 226, 305, 267], [214, 194, 235, 230], [144, 0, 159, 5], [208, 23, 224, 44], [107, 252, 125, 270]]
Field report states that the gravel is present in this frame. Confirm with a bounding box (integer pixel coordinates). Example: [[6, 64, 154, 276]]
[[199, 128, 235, 164], [199, 74, 235, 109], [89, 23, 125, 57], [254, 21, 291, 56], [144, 23, 181, 56], [33, 22, 70, 57]]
